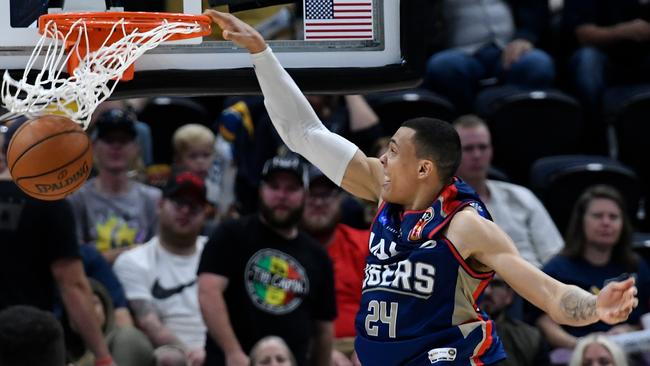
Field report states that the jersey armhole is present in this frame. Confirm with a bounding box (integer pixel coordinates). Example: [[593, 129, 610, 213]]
[[439, 235, 494, 280]]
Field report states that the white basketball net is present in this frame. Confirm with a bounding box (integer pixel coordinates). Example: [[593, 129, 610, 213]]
[[1, 17, 205, 130]]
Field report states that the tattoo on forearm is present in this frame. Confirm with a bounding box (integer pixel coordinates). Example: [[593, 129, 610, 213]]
[[560, 288, 597, 321]]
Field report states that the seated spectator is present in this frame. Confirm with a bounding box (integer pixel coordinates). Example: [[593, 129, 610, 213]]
[[0, 305, 66, 366], [423, 0, 555, 113], [68, 108, 162, 263], [535, 185, 650, 349], [197, 154, 336, 366], [62, 279, 154, 366], [563, 0, 650, 112], [114, 171, 210, 366], [300, 165, 369, 365], [249, 336, 297, 366], [172, 123, 237, 222], [480, 276, 549, 366], [454, 115, 563, 268], [569, 333, 629, 366]]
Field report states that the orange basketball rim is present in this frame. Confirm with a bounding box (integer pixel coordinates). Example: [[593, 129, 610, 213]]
[[38, 12, 212, 81]]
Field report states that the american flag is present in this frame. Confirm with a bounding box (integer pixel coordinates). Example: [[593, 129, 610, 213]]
[[304, 0, 374, 40]]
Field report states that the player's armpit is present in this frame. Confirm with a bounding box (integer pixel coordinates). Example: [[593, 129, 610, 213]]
[[340, 150, 383, 202], [447, 211, 577, 323]]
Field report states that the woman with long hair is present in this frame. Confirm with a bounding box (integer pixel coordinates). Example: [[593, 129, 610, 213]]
[[535, 185, 650, 349]]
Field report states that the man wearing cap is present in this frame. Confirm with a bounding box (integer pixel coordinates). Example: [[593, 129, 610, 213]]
[[1, 118, 117, 365], [114, 171, 210, 366], [300, 165, 369, 366], [68, 108, 161, 264], [198, 154, 336, 366]]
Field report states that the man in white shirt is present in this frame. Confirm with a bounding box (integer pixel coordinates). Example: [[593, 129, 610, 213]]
[[453, 114, 563, 268], [114, 171, 209, 366]]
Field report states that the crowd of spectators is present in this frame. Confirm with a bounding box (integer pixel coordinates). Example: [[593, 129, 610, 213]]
[[2, 1, 650, 366]]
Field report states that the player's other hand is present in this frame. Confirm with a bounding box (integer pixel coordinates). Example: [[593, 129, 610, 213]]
[[596, 276, 638, 324], [203, 9, 267, 54]]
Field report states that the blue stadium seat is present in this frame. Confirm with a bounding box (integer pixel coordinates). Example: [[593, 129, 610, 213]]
[[477, 87, 583, 185], [530, 155, 641, 234]]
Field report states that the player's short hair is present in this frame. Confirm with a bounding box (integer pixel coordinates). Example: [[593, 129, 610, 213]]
[[172, 124, 216, 157], [0, 305, 66, 366], [401, 117, 461, 183]]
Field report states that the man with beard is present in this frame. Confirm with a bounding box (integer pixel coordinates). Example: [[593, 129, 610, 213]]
[[197, 154, 336, 366], [114, 171, 210, 366], [300, 166, 368, 366]]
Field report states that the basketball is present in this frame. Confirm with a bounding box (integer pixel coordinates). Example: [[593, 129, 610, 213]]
[[6, 115, 93, 201]]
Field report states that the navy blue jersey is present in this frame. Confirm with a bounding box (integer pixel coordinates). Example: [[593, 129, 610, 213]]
[[355, 178, 506, 365]]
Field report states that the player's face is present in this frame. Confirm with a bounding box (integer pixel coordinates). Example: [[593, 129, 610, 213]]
[[456, 125, 492, 182], [378, 127, 420, 204], [252, 339, 294, 366], [581, 343, 615, 366], [158, 195, 206, 240], [259, 172, 305, 229], [301, 179, 342, 235], [583, 198, 623, 249], [178, 144, 214, 179], [94, 131, 138, 173]]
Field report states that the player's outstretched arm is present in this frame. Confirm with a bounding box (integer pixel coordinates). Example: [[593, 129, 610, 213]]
[[203, 9, 383, 202], [448, 209, 639, 327]]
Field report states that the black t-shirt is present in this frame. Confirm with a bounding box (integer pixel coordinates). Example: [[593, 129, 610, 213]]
[[0, 181, 80, 311], [198, 215, 337, 366]]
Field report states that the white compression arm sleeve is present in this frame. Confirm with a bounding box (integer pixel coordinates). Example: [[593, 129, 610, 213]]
[[251, 47, 359, 186]]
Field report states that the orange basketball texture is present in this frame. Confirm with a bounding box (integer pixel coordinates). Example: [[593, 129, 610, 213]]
[[6, 115, 92, 201]]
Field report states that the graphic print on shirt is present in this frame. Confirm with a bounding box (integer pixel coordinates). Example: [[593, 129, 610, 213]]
[[245, 249, 310, 315], [94, 214, 142, 252]]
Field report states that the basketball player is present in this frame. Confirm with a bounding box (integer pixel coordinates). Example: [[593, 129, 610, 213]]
[[203, 10, 639, 366]]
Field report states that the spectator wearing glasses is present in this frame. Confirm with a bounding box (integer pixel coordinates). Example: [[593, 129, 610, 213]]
[[114, 171, 209, 366], [300, 165, 369, 366]]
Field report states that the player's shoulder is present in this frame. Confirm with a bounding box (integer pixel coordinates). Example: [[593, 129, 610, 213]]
[[446, 206, 500, 255], [449, 206, 489, 231]]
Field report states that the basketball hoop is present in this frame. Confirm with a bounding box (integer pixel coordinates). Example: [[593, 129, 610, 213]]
[[0, 12, 211, 129]]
